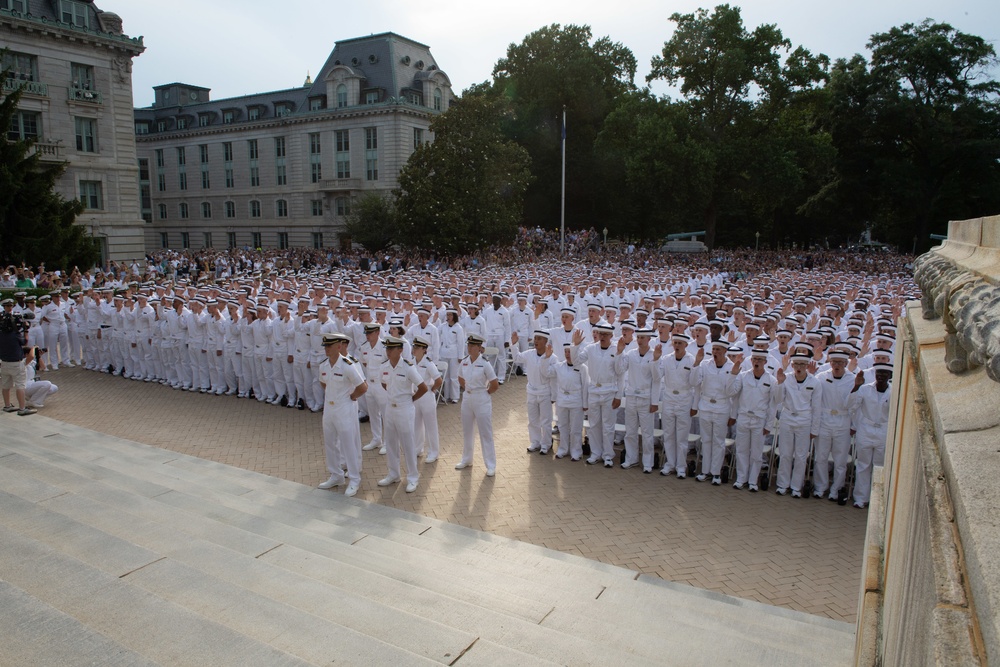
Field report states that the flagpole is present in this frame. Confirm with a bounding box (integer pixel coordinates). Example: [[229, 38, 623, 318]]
[[560, 105, 566, 256]]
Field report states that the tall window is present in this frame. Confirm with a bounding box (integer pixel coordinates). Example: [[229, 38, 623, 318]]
[[225, 201, 236, 219], [199, 144, 209, 163], [2, 52, 37, 81], [248, 139, 259, 187], [180, 232, 190, 249], [277, 232, 289, 250], [223, 141, 234, 188], [203, 232, 213, 248], [227, 232, 237, 249], [157, 173, 166, 192], [413, 127, 423, 149], [336, 84, 347, 108], [335, 197, 351, 217], [155, 149, 164, 167], [70, 63, 94, 90], [177, 146, 186, 165], [364, 127, 378, 181], [179, 172, 187, 191], [176, 118, 188, 130], [274, 137, 286, 185], [222, 110, 234, 124], [247, 139, 258, 160], [160, 232, 169, 249], [276, 199, 288, 217], [311, 200, 323, 217], [309, 132, 322, 183], [158, 204, 167, 220], [74, 117, 96, 152], [179, 203, 189, 219], [199, 144, 210, 189], [249, 200, 261, 218], [433, 88, 442, 111], [198, 114, 210, 127], [252, 232, 262, 249], [335, 130, 350, 178], [312, 232, 323, 249], [78, 180, 102, 209], [223, 142, 233, 161], [250, 166, 260, 187], [8, 110, 39, 141], [60, 0, 89, 28], [225, 168, 234, 188], [201, 202, 212, 218]]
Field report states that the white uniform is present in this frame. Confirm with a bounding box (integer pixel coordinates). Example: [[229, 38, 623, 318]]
[[691, 358, 736, 479], [729, 369, 777, 487], [571, 341, 625, 465], [412, 356, 442, 459], [813, 369, 856, 498], [380, 357, 425, 486], [511, 346, 555, 453], [458, 353, 498, 471], [849, 381, 891, 505], [620, 347, 660, 470], [773, 373, 823, 494], [552, 359, 588, 460], [319, 354, 366, 487], [658, 352, 696, 475]]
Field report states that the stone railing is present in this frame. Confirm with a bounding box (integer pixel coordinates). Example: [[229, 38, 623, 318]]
[[3, 77, 48, 97], [856, 214, 999, 666], [68, 86, 103, 104]]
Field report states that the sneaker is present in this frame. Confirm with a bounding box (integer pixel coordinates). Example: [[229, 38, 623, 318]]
[[405, 481, 418, 493], [748, 484, 759, 493], [711, 476, 721, 486], [526, 444, 540, 453], [2, 405, 17, 413], [813, 492, 824, 499], [318, 475, 343, 489], [695, 473, 708, 482], [362, 441, 379, 451], [377, 476, 400, 487], [643, 467, 652, 474], [485, 468, 496, 477], [733, 482, 745, 490], [853, 502, 866, 509], [603, 460, 613, 468], [454, 461, 471, 470], [586, 456, 601, 465], [676, 472, 686, 479], [791, 490, 802, 498], [659, 468, 672, 477], [17, 408, 36, 416], [621, 461, 638, 470], [378, 446, 387, 455], [424, 456, 438, 464], [776, 487, 787, 496], [344, 484, 359, 497]]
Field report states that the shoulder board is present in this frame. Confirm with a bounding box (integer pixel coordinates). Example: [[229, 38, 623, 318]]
[[404, 359, 413, 366], [461, 355, 470, 362], [343, 357, 354, 364]]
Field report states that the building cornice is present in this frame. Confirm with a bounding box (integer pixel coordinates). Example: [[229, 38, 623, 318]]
[[0, 9, 144, 56]]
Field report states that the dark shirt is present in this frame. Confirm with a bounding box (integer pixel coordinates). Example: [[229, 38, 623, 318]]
[[0, 315, 27, 362]]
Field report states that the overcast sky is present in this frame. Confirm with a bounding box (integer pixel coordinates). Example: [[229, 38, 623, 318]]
[[118, 0, 999, 108]]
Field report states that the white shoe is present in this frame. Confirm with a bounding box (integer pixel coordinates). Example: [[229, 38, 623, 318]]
[[455, 461, 471, 470], [345, 484, 359, 497], [318, 475, 343, 489], [526, 444, 540, 453], [424, 456, 438, 464], [377, 476, 400, 487], [695, 473, 708, 482], [378, 446, 387, 455], [362, 441, 379, 451], [486, 468, 495, 477], [405, 481, 418, 493]]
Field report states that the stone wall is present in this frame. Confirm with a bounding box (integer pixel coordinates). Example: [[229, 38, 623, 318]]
[[857, 215, 1000, 665]]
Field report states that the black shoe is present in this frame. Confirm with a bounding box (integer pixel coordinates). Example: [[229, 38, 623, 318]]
[[297, 399, 306, 411], [358, 415, 370, 423]]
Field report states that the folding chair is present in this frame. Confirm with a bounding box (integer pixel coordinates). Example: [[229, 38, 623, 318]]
[[483, 346, 500, 377], [504, 347, 517, 383], [434, 361, 448, 405]]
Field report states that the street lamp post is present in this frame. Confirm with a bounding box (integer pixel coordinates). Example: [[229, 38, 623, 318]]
[[755, 231, 760, 251], [603, 227, 608, 246]]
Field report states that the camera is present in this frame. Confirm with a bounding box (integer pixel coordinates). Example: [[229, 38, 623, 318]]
[[0, 311, 29, 335]]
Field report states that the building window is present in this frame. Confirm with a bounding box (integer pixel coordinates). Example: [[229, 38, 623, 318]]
[[203, 232, 212, 248], [309, 133, 321, 154], [157, 121, 166, 133], [407, 91, 422, 105], [70, 62, 94, 91], [158, 204, 167, 220], [135, 122, 149, 135], [275, 103, 290, 117], [225, 201, 235, 219], [335, 130, 350, 178], [222, 110, 234, 124], [247, 107, 260, 121], [225, 168, 234, 188], [155, 149, 164, 167], [335, 196, 351, 217], [276, 163, 286, 186], [336, 84, 347, 108], [201, 202, 212, 219], [177, 146, 186, 166], [311, 199, 323, 217], [364, 127, 378, 181], [312, 232, 323, 249], [433, 88, 442, 111], [138, 158, 150, 182], [252, 232, 262, 248], [1, 0, 26, 12], [311, 162, 322, 183], [157, 173, 166, 192], [275, 136, 286, 185], [223, 142, 233, 161], [250, 166, 260, 187], [413, 127, 423, 149], [247, 139, 258, 160], [365, 91, 379, 105], [198, 114, 210, 127], [181, 232, 190, 249], [2, 51, 37, 81], [201, 170, 210, 189], [199, 144, 209, 163], [274, 137, 285, 158], [74, 117, 96, 152], [8, 110, 39, 141], [278, 232, 289, 250], [227, 232, 237, 249], [60, 0, 89, 28], [309, 133, 322, 183], [176, 118, 188, 130], [250, 200, 261, 218], [159, 232, 169, 248], [309, 97, 324, 111], [179, 172, 188, 190], [179, 203, 189, 219], [78, 180, 102, 209], [276, 199, 287, 217]]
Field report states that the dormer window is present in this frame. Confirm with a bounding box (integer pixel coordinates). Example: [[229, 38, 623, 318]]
[[248, 107, 260, 121], [222, 110, 234, 124], [365, 90, 379, 105], [336, 84, 347, 108], [198, 113, 211, 127], [275, 103, 291, 117], [176, 118, 188, 130], [59, 0, 89, 28], [308, 97, 324, 111]]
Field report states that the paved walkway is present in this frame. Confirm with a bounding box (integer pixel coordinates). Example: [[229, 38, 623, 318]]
[[32, 366, 865, 623]]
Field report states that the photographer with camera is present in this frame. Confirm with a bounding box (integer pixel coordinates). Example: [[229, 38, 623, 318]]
[[1, 298, 36, 416]]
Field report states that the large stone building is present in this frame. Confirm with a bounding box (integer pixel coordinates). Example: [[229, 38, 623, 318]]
[[134, 32, 454, 252], [1, 0, 145, 263]]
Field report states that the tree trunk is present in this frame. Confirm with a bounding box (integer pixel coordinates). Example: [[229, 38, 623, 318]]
[[703, 200, 718, 249]]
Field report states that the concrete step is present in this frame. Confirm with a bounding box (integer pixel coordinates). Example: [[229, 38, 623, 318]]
[[0, 580, 157, 667], [0, 525, 313, 667]]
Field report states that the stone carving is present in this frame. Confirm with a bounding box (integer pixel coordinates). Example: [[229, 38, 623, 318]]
[[914, 250, 1000, 381], [112, 55, 131, 84], [97, 11, 124, 35]]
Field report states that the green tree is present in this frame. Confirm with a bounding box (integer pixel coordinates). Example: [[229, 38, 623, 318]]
[[647, 4, 830, 248], [492, 24, 637, 233], [394, 90, 532, 255], [343, 191, 398, 252], [1, 67, 97, 269]]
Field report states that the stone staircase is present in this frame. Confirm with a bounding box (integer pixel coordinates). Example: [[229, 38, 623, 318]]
[[0, 415, 855, 666]]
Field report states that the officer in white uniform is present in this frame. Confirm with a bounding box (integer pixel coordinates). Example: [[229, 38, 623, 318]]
[[691, 340, 736, 485], [456, 334, 500, 476], [814, 350, 856, 500], [620, 328, 660, 472], [511, 329, 556, 454], [773, 352, 823, 497], [571, 323, 625, 467], [729, 349, 777, 490], [656, 333, 697, 477], [411, 335, 442, 462], [318, 332, 367, 497], [848, 363, 892, 508], [377, 336, 428, 492]]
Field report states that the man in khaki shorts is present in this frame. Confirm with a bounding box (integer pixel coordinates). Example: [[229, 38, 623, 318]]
[[1, 298, 36, 416]]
